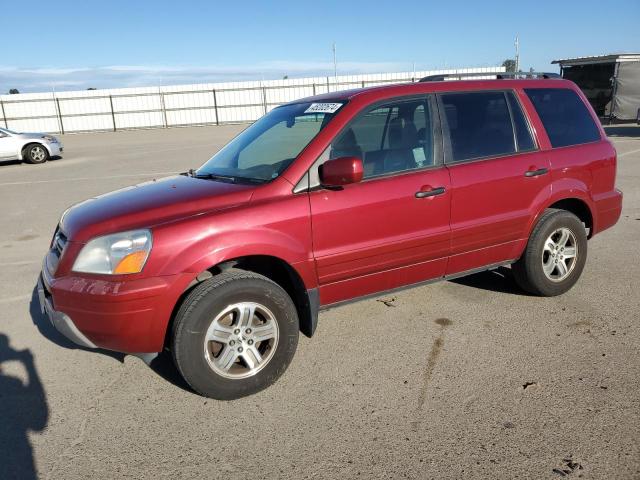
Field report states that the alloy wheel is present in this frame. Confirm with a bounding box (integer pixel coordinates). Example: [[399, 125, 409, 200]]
[[203, 302, 279, 379], [541, 227, 578, 282]]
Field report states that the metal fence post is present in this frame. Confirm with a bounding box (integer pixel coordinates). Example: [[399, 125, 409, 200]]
[[0, 69, 496, 134], [54, 97, 64, 134], [0, 98, 7, 128], [261, 86, 268, 115], [108, 95, 117, 131], [212, 89, 219, 125], [159, 92, 168, 128]]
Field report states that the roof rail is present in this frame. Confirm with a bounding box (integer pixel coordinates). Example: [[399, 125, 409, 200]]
[[419, 71, 561, 82]]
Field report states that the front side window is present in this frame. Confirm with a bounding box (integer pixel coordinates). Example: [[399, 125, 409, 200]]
[[441, 91, 516, 162], [197, 102, 343, 182], [525, 88, 601, 148], [329, 97, 434, 179]]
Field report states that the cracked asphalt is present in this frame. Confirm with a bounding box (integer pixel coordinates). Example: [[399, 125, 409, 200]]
[[0, 125, 639, 479]]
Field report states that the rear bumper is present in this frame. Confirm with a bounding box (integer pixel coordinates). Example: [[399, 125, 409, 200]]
[[593, 189, 623, 235], [39, 262, 193, 353]]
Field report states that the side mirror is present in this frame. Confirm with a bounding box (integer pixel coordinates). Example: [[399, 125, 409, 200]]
[[319, 156, 364, 188]]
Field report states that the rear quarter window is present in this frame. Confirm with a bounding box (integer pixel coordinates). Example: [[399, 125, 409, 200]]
[[525, 88, 601, 148]]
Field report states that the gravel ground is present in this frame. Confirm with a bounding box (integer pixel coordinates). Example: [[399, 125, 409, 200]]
[[0, 124, 638, 480]]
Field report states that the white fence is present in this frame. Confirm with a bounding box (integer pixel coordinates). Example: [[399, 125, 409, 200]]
[[0, 67, 504, 134]]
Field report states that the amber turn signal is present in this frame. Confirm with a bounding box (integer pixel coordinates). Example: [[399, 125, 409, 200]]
[[113, 250, 148, 274]]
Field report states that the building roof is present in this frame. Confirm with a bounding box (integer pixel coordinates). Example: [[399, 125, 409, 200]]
[[552, 53, 640, 66]]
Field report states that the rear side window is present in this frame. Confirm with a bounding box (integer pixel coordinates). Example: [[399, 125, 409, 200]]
[[440, 91, 516, 162], [525, 88, 601, 148]]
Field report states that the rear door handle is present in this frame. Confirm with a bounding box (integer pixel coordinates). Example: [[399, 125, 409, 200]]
[[524, 167, 548, 177], [415, 186, 446, 198]]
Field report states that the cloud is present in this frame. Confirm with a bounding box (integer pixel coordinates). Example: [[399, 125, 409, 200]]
[[0, 61, 409, 93]]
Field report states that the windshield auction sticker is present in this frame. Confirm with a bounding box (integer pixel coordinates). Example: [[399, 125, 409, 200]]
[[304, 103, 343, 114]]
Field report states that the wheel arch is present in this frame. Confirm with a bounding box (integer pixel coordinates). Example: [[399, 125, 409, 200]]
[[20, 141, 50, 160], [547, 198, 594, 238], [164, 254, 319, 350], [528, 190, 596, 242]]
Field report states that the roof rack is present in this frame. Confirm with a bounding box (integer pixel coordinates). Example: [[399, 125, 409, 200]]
[[419, 71, 561, 82]]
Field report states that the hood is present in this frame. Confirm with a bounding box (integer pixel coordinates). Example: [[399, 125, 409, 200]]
[[16, 132, 50, 139], [60, 175, 254, 242]]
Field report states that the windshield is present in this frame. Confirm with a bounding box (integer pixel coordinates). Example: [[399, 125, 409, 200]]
[[196, 101, 344, 182]]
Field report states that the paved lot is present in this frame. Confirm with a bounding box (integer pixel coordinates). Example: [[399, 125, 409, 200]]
[[0, 125, 639, 479]]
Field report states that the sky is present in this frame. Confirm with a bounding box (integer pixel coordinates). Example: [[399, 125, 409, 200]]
[[1, 0, 638, 93]]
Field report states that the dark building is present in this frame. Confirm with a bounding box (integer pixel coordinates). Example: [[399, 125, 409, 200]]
[[552, 53, 640, 123]]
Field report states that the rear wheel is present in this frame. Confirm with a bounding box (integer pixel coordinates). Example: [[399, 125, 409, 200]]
[[512, 209, 588, 296], [172, 269, 299, 399], [24, 143, 49, 164]]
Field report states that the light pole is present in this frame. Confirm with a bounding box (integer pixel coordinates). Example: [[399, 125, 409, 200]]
[[515, 35, 520, 73], [332, 43, 337, 81]]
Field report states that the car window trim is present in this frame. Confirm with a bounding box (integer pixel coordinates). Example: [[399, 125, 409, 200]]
[[293, 93, 444, 193], [506, 90, 539, 152], [437, 89, 541, 165], [503, 91, 520, 151]]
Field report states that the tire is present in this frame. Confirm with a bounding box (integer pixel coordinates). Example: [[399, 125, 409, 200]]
[[512, 209, 588, 296], [24, 143, 49, 164], [172, 268, 299, 400]]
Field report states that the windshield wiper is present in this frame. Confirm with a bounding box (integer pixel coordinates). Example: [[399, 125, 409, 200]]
[[193, 172, 238, 183], [187, 170, 267, 185]]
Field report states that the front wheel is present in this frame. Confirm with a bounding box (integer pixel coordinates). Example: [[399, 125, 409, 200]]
[[24, 143, 49, 164], [512, 209, 588, 296], [172, 269, 299, 399]]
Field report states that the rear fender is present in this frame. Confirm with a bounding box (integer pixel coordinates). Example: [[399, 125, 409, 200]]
[[526, 180, 595, 239]]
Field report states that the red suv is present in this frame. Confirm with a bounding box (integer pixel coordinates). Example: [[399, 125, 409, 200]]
[[38, 75, 622, 399]]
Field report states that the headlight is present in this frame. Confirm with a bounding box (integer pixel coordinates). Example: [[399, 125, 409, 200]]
[[42, 135, 58, 143], [72, 229, 152, 275]]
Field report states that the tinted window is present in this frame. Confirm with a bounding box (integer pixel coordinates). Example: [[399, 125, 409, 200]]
[[506, 92, 536, 151], [330, 98, 434, 178], [525, 88, 600, 148], [441, 92, 516, 162]]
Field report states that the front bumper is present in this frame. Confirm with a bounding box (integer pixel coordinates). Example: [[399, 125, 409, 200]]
[[39, 257, 193, 353], [46, 142, 63, 156], [37, 275, 97, 349]]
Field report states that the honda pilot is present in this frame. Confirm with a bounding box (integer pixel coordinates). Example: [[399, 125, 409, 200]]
[[38, 74, 622, 399]]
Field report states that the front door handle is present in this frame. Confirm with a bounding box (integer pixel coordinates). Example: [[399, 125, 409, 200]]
[[524, 167, 548, 177], [415, 186, 446, 198]]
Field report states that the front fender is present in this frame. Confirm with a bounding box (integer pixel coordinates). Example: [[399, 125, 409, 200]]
[[186, 229, 309, 275], [151, 224, 316, 288]]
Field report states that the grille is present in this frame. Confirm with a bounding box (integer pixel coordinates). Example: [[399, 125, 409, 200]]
[[53, 229, 68, 257], [46, 227, 68, 276]]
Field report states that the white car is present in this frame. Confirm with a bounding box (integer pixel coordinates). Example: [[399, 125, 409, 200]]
[[0, 127, 63, 164]]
